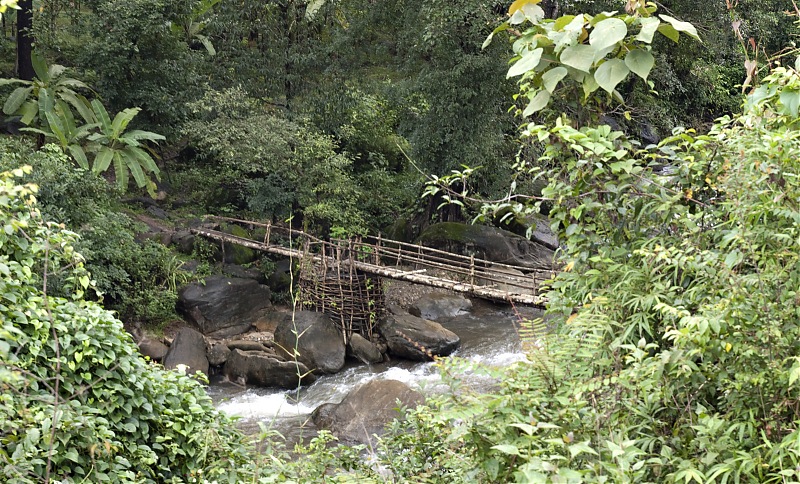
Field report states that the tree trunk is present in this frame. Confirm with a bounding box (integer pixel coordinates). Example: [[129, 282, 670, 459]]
[[16, 0, 34, 81]]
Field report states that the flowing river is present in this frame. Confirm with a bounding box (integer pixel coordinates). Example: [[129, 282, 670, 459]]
[[208, 300, 543, 443]]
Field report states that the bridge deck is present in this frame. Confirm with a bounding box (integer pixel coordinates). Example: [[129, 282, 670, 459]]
[[191, 218, 550, 307]]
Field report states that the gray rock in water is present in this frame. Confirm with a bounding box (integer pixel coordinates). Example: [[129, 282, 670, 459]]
[[312, 379, 423, 445], [348, 333, 383, 364], [273, 311, 346, 374], [163, 327, 209, 376], [224, 349, 316, 389], [178, 275, 272, 338], [206, 342, 231, 366], [379, 307, 460, 361], [409, 292, 472, 320]]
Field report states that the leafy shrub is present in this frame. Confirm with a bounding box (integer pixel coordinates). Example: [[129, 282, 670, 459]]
[[0, 167, 252, 482]]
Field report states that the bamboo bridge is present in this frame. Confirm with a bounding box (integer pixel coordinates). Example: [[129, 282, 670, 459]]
[[191, 216, 552, 340]]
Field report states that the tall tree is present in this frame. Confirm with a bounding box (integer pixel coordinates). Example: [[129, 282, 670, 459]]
[[15, 0, 33, 80]]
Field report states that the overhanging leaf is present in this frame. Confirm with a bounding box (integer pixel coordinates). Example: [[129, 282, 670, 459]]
[[507, 48, 543, 78], [589, 18, 627, 53], [560, 44, 594, 73], [3, 86, 32, 115], [636, 17, 660, 44], [779, 89, 800, 118], [660, 14, 700, 41], [657, 23, 679, 43], [594, 58, 630, 93], [542, 66, 568, 93], [625, 49, 654, 80], [523, 89, 551, 116]]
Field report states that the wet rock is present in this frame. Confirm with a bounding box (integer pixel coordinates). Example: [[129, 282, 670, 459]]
[[267, 259, 294, 292], [177, 275, 272, 338], [273, 311, 346, 374], [312, 379, 423, 445], [379, 306, 460, 361], [348, 333, 383, 364], [163, 327, 209, 376], [224, 349, 316, 389], [219, 223, 258, 265], [409, 292, 472, 320], [207, 342, 231, 366], [138, 337, 169, 362], [172, 230, 196, 255]]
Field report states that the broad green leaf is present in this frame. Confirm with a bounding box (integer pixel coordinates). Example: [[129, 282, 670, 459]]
[[91, 99, 113, 133], [0, 78, 28, 87], [60, 92, 95, 124], [636, 17, 660, 43], [521, 3, 545, 22], [37, 87, 54, 121], [542, 66, 568, 93], [583, 74, 600, 98], [3, 86, 32, 115], [625, 49, 654, 80], [124, 130, 166, 143], [123, 150, 147, 187], [111, 107, 141, 138], [128, 146, 161, 178], [560, 44, 594, 72], [483, 23, 510, 49], [508, 0, 541, 16], [659, 14, 700, 41], [796, 55, 800, 73], [93, 147, 114, 174], [523, 89, 550, 116], [31, 53, 48, 82], [553, 15, 577, 31], [589, 18, 627, 53], [68, 144, 90, 170], [196, 34, 216, 56], [44, 112, 66, 145], [508, 48, 543, 78], [492, 444, 522, 456], [19, 101, 37, 125], [780, 89, 800, 117], [114, 151, 130, 189], [47, 64, 66, 81], [594, 58, 630, 93], [657, 23, 679, 43]]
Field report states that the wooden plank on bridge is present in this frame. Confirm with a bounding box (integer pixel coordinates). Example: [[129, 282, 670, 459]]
[[190, 225, 549, 308]]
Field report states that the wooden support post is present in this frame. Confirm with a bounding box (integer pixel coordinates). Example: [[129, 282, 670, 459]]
[[469, 254, 475, 288]]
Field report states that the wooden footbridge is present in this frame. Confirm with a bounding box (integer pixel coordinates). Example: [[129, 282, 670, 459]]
[[191, 216, 552, 340]]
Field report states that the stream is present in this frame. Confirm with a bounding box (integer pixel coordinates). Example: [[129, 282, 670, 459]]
[[207, 301, 543, 443]]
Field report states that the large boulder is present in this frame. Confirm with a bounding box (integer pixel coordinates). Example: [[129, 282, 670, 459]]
[[273, 311, 346, 374], [416, 222, 554, 270], [378, 307, 460, 361], [409, 292, 472, 321], [177, 275, 272, 338], [163, 327, 209, 376], [224, 349, 316, 388], [137, 337, 169, 362], [312, 379, 423, 445]]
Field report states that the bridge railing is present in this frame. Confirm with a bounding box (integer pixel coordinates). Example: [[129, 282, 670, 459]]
[[203, 215, 555, 297]]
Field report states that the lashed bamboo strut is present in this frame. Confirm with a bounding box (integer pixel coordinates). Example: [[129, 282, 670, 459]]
[[190, 223, 550, 307]]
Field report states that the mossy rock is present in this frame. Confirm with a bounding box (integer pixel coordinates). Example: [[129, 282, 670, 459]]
[[219, 223, 258, 265], [416, 222, 554, 270]]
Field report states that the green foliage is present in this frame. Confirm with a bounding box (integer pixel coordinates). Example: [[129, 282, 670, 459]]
[[180, 88, 368, 234], [489, 0, 699, 121], [0, 167, 252, 482], [85, 100, 165, 193]]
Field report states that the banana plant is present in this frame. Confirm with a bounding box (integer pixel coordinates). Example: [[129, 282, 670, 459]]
[[20, 99, 96, 169], [0, 53, 93, 127], [85, 100, 165, 193]]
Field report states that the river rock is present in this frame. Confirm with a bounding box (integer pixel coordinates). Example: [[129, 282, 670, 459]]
[[379, 307, 460, 361], [409, 292, 472, 320], [226, 340, 272, 352], [224, 349, 316, 389], [137, 336, 169, 362], [416, 222, 554, 270], [177, 275, 272, 338], [163, 327, 209, 376], [347, 333, 383, 364], [222, 263, 267, 283], [273, 311, 346, 374], [172, 230, 196, 255], [207, 342, 231, 366], [312, 379, 423, 445]]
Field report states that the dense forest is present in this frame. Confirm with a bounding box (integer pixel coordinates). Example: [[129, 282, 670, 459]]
[[4, 0, 800, 481]]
